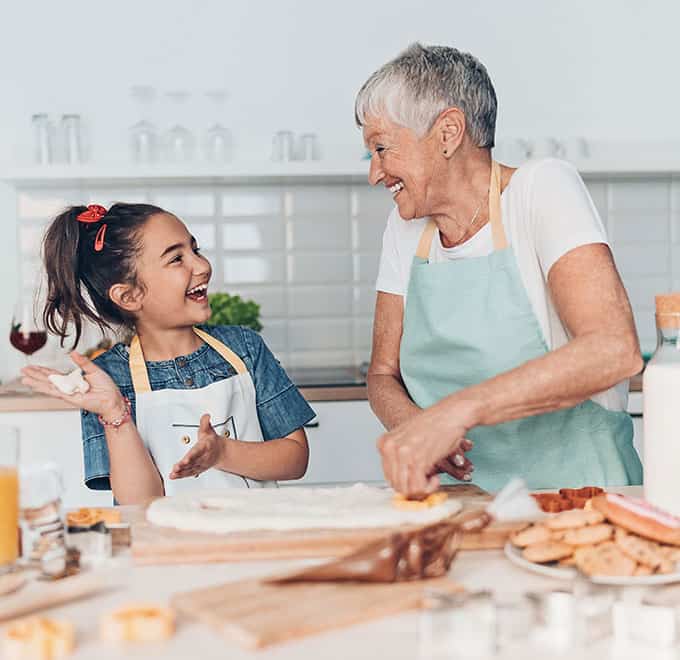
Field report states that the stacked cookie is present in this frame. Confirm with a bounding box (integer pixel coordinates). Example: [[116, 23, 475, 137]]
[[511, 493, 680, 577]]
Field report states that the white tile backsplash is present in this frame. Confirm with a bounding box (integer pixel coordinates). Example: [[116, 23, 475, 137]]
[[287, 285, 352, 318], [288, 319, 352, 351], [288, 186, 350, 217], [17, 189, 83, 219], [609, 211, 670, 243], [223, 254, 285, 285], [223, 218, 285, 251], [288, 253, 353, 284], [221, 188, 281, 216], [611, 242, 669, 277], [610, 179, 671, 212], [15, 174, 680, 369], [288, 216, 351, 250], [185, 223, 216, 250], [152, 189, 215, 216]]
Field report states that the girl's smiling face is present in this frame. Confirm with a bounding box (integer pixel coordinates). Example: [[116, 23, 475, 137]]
[[129, 213, 213, 330]]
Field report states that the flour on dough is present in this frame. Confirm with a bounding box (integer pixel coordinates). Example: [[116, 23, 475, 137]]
[[146, 483, 463, 533]]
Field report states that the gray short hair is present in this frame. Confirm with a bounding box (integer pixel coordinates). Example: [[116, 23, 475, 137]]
[[355, 43, 497, 149]]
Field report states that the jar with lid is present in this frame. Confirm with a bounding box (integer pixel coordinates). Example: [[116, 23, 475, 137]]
[[642, 293, 680, 515]]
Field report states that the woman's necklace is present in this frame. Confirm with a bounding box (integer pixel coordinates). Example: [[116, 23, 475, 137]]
[[446, 189, 488, 247]]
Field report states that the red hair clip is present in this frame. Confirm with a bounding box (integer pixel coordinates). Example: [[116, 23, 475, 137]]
[[76, 205, 108, 252], [76, 204, 107, 224]]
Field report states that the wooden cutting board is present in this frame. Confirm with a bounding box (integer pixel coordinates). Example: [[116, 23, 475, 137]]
[[172, 575, 463, 649], [130, 484, 513, 564]]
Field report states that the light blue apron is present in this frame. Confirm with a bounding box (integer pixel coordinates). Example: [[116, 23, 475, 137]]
[[399, 161, 642, 492]]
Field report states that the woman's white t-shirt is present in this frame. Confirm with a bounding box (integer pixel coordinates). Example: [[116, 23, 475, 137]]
[[375, 158, 628, 412]]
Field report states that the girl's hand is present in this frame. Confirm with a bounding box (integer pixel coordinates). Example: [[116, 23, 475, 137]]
[[169, 414, 226, 480], [21, 351, 125, 418]]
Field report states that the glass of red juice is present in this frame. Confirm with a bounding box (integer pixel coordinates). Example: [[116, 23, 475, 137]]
[[10, 298, 47, 365]]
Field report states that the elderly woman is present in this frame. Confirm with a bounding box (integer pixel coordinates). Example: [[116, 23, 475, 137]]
[[356, 44, 642, 496]]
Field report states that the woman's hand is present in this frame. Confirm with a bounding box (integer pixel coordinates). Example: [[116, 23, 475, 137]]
[[169, 414, 226, 480], [377, 398, 479, 497], [21, 351, 125, 418]]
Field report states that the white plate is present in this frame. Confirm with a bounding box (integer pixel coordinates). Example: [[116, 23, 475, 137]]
[[504, 542, 680, 586]]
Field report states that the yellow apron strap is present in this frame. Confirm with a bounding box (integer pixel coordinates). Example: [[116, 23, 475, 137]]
[[415, 220, 438, 260], [413, 160, 507, 260], [192, 327, 248, 375], [129, 335, 152, 394], [489, 160, 507, 251], [128, 327, 248, 394]]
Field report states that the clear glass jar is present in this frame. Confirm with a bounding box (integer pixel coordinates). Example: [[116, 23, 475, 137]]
[[61, 114, 83, 164], [643, 300, 680, 515], [32, 114, 54, 164]]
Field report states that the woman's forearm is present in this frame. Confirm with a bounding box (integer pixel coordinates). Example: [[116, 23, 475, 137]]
[[446, 331, 643, 429], [367, 373, 421, 430], [215, 434, 309, 481], [106, 422, 164, 504]]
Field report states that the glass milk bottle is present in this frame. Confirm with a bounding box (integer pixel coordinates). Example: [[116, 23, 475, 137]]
[[643, 294, 680, 515]]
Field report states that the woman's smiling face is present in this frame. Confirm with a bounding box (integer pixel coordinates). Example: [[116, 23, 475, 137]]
[[363, 114, 440, 221]]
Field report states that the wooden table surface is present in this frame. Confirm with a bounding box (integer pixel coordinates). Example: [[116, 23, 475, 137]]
[[0, 486, 651, 659]]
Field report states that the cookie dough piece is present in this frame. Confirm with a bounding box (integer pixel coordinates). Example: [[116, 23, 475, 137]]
[[47, 369, 89, 396], [614, 527, 665, 569], [563, 523, 614, 547], [574, 541, 636, 577], [100, 605, 174, 642], [3, 617, 75, 660], [522, 541, 574, 564], [510, 524, 551, 548], [546, 508, 604, 530], [392, 491, 448, 511]]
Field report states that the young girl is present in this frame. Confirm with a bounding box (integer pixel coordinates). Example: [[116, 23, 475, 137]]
[[21, 203, 316, 504]]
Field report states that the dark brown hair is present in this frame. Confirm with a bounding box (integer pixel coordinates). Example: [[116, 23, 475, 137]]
[[42, 202, 165, 347]]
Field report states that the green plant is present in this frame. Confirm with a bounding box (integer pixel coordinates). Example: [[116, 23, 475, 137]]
[[206, 292, 262, 332]]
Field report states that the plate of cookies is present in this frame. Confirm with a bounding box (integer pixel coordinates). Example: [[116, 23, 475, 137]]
[[505, 492, 680, 585]]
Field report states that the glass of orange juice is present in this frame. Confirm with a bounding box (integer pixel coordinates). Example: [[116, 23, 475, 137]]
[[0, 425, 19, 574]]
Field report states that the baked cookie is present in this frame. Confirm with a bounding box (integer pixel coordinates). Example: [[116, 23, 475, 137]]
[[523, 541, 574, 563], [633, 563, 653, 576], [563, 523, 613, 547], [614, 527, 664, 568], [3, 617, 75, 660], [546, 508, 604, 530], [573, 541, 636, 577], [100, 605, 174, 643], [510, 524, 551, 548]]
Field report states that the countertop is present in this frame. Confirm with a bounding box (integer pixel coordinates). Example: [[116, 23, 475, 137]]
[[0, 486, 644, 659], [0, 370, 644, 413]]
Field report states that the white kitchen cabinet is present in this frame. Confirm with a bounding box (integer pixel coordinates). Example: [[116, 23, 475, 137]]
[[0, 409, 112, 508], [296, 400, 386, 485]]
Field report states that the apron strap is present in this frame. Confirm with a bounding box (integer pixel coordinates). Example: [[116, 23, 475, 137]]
[[128, 327, 248, 394], [415, 160, 508, 259], [192, 327, 248, 375], [129, 335, 152, 394]]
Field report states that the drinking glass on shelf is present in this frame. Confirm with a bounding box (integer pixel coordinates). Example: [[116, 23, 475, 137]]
[[0, 426, 20, 575], [10, 295, 47, 366], [129, 85, 158, 163], [203, 90, 232, 162], [162, 90, 195, 162]]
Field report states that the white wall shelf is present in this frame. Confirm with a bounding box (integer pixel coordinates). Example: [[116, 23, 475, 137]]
[[2, 158, 680, 187], [0, 161, 371, 186]]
